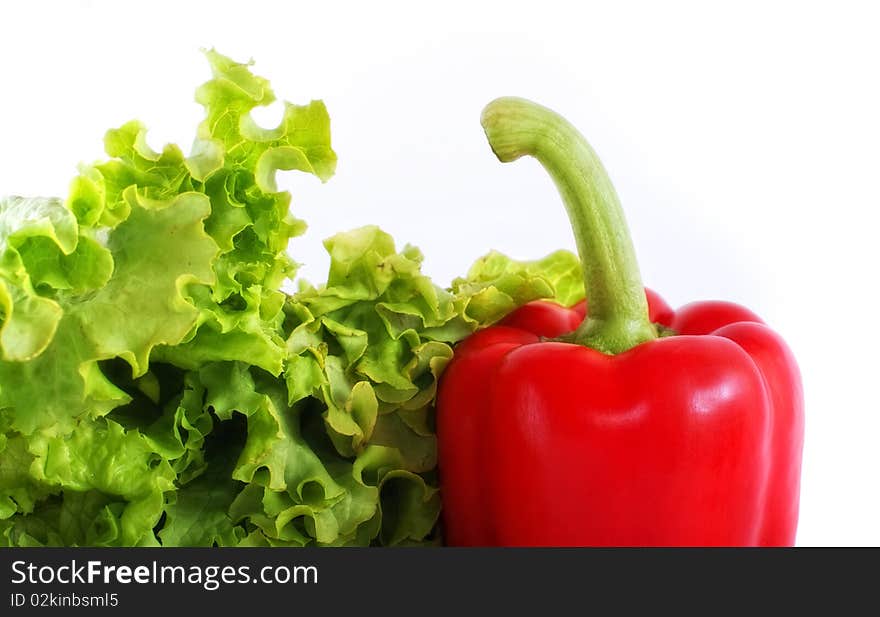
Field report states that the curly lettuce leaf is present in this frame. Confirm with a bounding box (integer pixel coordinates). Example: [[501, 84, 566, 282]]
[[0, 190, 218, 436], [1, 417, 175, 547], [0, 50, 336, 544], [0, 196, 102, 362], [451, 248, 584, 323], [232, 227, 579, 546]]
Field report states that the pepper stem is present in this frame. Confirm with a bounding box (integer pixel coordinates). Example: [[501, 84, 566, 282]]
[[481, 97, 656, 354]]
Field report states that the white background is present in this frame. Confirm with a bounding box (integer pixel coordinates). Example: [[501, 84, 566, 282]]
[[2, 0, 878, 546]]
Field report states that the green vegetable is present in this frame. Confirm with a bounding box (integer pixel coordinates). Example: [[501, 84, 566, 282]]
[[0, 51, 581, 546]]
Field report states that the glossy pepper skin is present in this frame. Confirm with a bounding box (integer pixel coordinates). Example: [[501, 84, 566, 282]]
[[436, 98, 804, 547], [438, 296, 804, 546]]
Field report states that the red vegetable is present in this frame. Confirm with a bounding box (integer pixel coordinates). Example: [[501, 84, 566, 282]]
[[436, 98, 804, 546]]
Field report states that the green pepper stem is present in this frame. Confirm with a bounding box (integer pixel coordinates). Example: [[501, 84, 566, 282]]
[[481, 97, 656, 354]]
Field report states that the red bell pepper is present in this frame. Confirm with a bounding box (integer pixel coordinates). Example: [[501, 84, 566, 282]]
[[436, 98, 804, 546]]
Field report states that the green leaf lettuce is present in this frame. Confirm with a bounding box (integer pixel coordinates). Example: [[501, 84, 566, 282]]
[[0, 51, 582, 547]]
